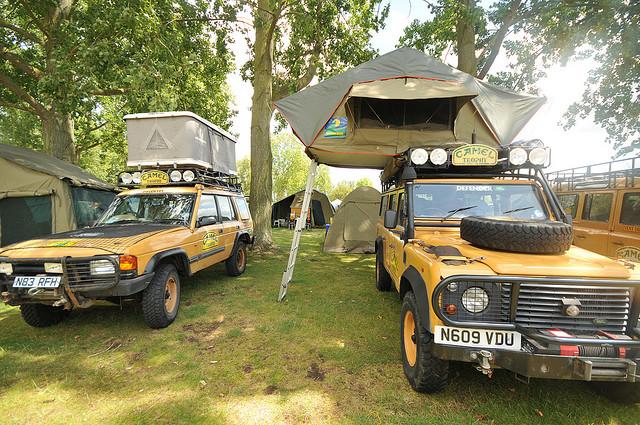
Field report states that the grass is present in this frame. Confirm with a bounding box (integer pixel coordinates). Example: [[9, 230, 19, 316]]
[[0, 228, 638, 424]]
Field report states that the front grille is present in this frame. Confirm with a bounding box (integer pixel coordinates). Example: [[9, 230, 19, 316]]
[[511, 283, 631, 334]]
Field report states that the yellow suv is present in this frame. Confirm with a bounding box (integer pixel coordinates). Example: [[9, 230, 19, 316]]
[[0, 168, 253, 329], [548, 157, 640, 262], [376, 143, 640, 404]]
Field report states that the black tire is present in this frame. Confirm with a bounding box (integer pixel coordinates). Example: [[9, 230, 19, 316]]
[[375, 241, 392, 291], [225, 241, 247, 277], [401, 291, 449, 393], [590, 382, 640, 404], [460, 216, 573, 254], [20, 304, 70, 328], [142, 263, 180, 329]]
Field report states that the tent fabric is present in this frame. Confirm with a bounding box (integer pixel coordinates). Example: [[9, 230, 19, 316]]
[[274, 48, 545, 169], [323, 186, 381, 253], [0, 144, 115, 246], [272, 189, 334, 227]]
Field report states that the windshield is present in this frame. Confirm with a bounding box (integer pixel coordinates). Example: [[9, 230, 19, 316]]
[[413, 183, 548, 220], [96, 194, 195, 226]]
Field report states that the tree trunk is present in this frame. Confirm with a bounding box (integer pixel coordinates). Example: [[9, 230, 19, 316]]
[[249, 0, 276, 250], [42, 111, 77, 163], [456, 0, 478, 75]]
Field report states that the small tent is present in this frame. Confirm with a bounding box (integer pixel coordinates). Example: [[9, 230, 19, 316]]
[[272, 189, 334, 227], [0, 144, 116, 247], [324, 186, 381, 253]]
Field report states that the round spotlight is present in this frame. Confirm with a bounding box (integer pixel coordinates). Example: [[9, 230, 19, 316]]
[[120, 172, 133, 184], [447, 282, 458, 292], [430, 148, 448, 165], [529, 147, 549, 166], [131, 172, 142, 184], [169, 170, 182, 182], [183, 170, 195, 182], [410, 148, 428, 165], [509, 147, 528, 166], [461, 287, 489, 313]]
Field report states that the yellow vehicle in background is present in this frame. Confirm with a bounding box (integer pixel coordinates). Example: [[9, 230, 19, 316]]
[[0, 168, 253, 329], [548, 157, 640, 262], [376, 142, 640, 404]]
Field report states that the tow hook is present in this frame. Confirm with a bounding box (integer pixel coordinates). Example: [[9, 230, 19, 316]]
[[471, 350, 494, 378], [27, 288, 44, 296]]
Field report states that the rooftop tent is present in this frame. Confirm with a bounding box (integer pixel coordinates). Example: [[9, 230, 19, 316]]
[[272, 189, 334, 227], [274, 48, 545, 169], [323, 186, 381, 254], [0, 144, 115, 247]]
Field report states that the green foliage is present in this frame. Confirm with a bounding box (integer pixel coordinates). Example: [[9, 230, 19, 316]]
[[236, 156, 251, 197], [329, 177, 373, 201]]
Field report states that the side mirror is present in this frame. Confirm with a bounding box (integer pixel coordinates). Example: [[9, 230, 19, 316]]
[[197, 216, 217, 227], [383, 210, 397, 229]]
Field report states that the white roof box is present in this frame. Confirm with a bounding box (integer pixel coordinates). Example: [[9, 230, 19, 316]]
[[124, 111, 237, 175]]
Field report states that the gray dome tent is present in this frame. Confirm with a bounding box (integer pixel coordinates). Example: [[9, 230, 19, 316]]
[[323, 186, 381, 253], [272, 189, 334, 227]]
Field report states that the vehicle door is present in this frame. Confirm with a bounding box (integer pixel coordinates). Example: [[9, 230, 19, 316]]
[[608, 190, 640, 261], [573, 191, 615, 256], [190, 193, 226, 272], [383, 191, 405, 284], [215, 194, 242, 258], [557, 193, 581, 245]]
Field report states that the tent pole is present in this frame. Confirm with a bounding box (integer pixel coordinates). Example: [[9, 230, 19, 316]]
[[278, 160, 318, 302]]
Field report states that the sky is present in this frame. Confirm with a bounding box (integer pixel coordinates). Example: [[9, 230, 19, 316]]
[[227, 1, 615, 190]]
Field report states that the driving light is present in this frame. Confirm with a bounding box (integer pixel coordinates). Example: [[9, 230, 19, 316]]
[[120, 172, 133, 184], [410, 148, 428, 165], [509, 148, 527, 166], [131, 171, 142, 184], [119, 255, 137, 271], [447, 282, 458, 292], [0, 263, 13, 275], [528, 147, 549, 166], [461, 287, 489, 313], [90, 259, 116, 275], [430, 148, 448, 165], [170, 170, 182, 182], [183, 170, 195, 182], [44, 263, 63, 274]]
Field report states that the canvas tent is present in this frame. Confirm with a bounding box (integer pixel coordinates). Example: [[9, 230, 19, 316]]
[[274, 48, 545, 300], [323, 186, 381, 254], [272, 189, 334, 227], [0, 144, 115, 247]]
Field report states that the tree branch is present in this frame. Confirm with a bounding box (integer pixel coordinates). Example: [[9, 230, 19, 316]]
[[0, 49, 42, 79], [87, 121, 108, 132], [0, 70, 47, 117], [0, 19, 43, 44], [477, 0, 522, 79], [0, 99, 36, 115]]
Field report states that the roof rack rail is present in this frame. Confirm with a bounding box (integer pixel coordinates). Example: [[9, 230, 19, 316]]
[[118, 167, 243, 193], [546, 156, 640, 191]]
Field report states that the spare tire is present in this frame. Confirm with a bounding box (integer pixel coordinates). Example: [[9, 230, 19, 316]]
[[460, 216, 573, 254]]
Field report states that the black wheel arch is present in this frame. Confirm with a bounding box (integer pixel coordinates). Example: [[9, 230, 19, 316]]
[[144, 248, 191, 276], [235, 231, 252, 246], [400, 266, 431, 331]]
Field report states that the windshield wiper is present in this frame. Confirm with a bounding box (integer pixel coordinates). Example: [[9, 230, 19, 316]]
[[155, 218, 188, 226], [502, 206, 533, 214], [441, 205, 477, 221], [106, 219, 140, 225]]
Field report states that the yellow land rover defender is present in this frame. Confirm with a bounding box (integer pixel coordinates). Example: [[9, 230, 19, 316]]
[[0, 168, 253, 329], [376, 141, 640, 404]]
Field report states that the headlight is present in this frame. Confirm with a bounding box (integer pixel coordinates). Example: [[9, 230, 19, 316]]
[[183, 170, 195, 182], [461, 287, 489, 313], [170, 170, 182, 182], [410, 148, 428, 165], [528, 147, 549, 165], [44, 263, 63, 274], [90, 260, 116, 275], [0, 263, 13, 275], [120, 172, 133, 184], [508, 148, 527, 166], [430, 148, 448, 165], [132, 171, 142, 184]]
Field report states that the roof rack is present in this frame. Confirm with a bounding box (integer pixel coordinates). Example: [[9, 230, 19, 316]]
[[546, 156, 640, 192], [118, 167, 243, 193]]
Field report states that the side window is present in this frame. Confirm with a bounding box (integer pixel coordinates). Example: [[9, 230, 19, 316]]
[[620, 192, 640, 226], [197, 194, 218, 220], [235, 197, 251, 220], [379, 195, 388, 216], [388, 193, 396, 212], [558, 194, 579, 218], [397, 192, 405, 223], [216, 196, 236, 222], [582, 193, 613, 222]]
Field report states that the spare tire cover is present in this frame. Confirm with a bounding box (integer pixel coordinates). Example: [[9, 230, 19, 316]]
[[460, 216, 573, 254]]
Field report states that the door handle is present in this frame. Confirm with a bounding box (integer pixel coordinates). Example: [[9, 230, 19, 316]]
[[575, 235, 586, 239], [612, 241, 624, 246], [219, 229, 223, 234]]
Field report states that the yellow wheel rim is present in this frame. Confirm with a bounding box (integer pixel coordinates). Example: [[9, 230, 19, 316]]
[[237, 247, 246, 269], [403, 310, 417, 367], [164, 277, 178, 313]]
